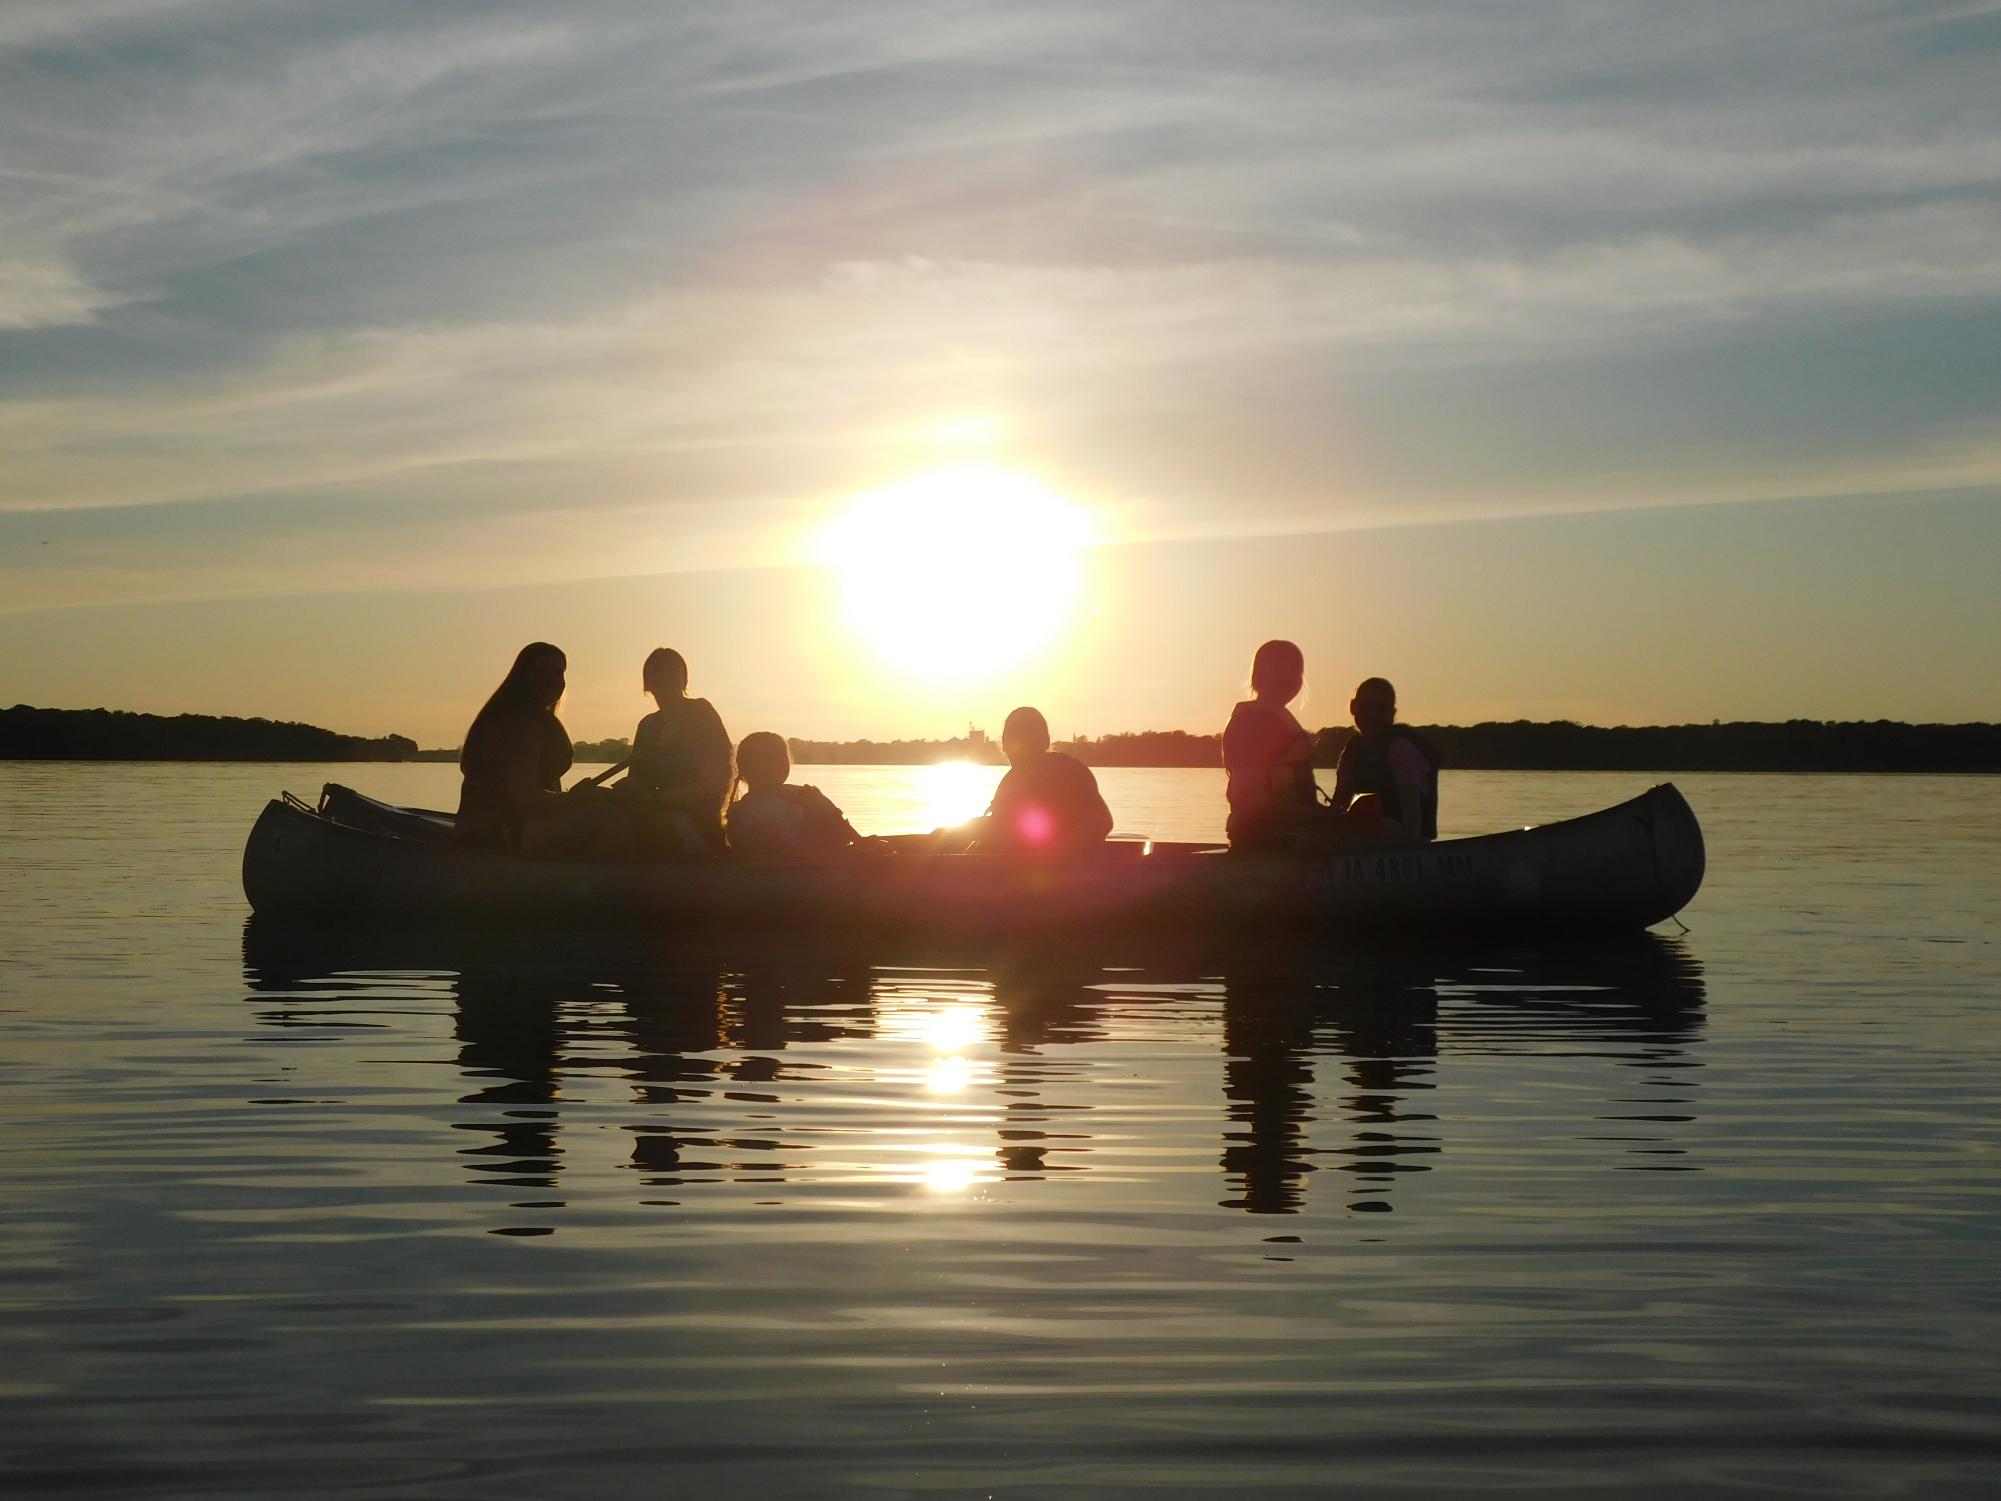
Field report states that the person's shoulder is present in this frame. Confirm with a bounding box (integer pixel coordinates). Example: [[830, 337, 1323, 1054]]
[[689, 697, 731, 737], [1048, 750, 1098, 781], [1226, 699, 1290, 731], [1225, 699, 1283, 745], [727, 786, 775, 821]]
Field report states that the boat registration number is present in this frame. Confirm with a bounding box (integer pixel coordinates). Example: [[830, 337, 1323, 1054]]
[[1339, 851, 1476, 882]]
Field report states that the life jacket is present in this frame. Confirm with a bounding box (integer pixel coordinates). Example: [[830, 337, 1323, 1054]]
[[1334, 726, 1442, 840]]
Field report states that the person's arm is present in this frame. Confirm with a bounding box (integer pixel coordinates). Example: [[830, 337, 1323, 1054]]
[[984, 768, 1019, 821], [1223, 711, 1273, 818], [957, 769, 1014, 850], [500, 721, 571, 818], [1081, 764, 1114, 842], [804, 785, 867, 848], [1330, 751, 1355, 813], [620, 713, 660, 790]]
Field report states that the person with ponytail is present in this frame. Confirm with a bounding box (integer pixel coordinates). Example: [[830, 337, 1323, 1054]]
[[456, 642, 631, 859], [726, 731, 865, 856], [615, 647, 733, 856]]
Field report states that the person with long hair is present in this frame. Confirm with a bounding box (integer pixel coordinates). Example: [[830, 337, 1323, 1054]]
[[1221, 639, 1327, 851], [455, 642, 631, 859], [614, 647, 733, 856]]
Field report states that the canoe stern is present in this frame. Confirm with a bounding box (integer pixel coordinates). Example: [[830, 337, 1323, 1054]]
[[1640, 782, 1706, 924]]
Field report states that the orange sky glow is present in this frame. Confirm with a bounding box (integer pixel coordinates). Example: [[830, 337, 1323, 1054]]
[[3, 5, 1998, 745]]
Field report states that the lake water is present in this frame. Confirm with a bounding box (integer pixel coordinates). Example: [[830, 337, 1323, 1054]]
[[2, 763, 1999, 1497]]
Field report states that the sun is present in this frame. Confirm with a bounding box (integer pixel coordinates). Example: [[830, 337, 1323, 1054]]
[[817, 465, 1093, 679]]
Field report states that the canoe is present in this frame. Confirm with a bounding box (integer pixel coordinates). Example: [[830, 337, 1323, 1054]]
[[241, 781, 1704, 938]]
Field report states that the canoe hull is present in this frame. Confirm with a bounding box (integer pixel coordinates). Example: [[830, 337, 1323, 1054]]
[[243, 783, 1704, 939]]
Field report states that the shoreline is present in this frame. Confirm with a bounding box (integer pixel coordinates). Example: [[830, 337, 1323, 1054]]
[[7, 703, 2000, 774]]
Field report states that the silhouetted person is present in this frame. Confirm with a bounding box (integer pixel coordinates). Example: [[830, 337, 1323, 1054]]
[[457, 642, 631, 859], [727, 731, 867, 856], [615, 966, 729, 1187], [991, 969, 1106, 1181], [453, 970, 565, 1194], [1331, 677, 1442, 844], [1218, 979, 1322, 1213], [617, 647, 733, 855], [1222, 639, 1329, 851], [974, 707, 1113, 854]]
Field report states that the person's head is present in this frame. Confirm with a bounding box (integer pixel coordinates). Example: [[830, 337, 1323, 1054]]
[[467, 642, 565, 749], [499, 641, 566, 713], [1001, 706, 1051, 766], [1351, 676, 1397, 739], [1250, 639, 1305, 705], [736, 730, 790, 792], [643, 647, 689, 704]]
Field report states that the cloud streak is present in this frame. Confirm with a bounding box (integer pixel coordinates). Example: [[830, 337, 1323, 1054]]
[[3, 0, 2000, 611]]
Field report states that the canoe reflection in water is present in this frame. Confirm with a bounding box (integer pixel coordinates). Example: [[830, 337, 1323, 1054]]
[[1222, 973, 1440, 1216], [1214, 938, 1706, 1217], [241, 922, 1706, 1233]]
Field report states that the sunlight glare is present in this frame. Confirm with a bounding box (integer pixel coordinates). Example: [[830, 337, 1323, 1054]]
[[923, 1156, 983, 1195], [926, 1055, 973, 1095], [919, 1004, 985, 1052], [910, 760, 1001, 831], [818, 465, 1093, 679]]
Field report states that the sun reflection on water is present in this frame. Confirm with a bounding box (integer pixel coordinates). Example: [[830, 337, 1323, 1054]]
[[926, 1055, 973, 1095], [870, 996, 998, 1193], [923, 1156, 986, 1195]]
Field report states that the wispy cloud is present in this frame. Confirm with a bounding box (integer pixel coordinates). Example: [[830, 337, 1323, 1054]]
[[4, 0, 2000, 610]]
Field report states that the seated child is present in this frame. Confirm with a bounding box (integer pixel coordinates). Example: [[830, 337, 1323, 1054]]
[[726, 732, 865, 857]]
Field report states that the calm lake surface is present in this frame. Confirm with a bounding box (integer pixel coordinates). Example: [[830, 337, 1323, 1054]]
[[3, 763, 1999, 1497]]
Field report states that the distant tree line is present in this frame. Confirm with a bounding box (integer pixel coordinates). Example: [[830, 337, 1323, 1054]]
[[1, 705, 417, 761], [11, 705, 1995, 772], [1056, 729, 1218, 766], [576, 721, 2001, 773], [1397, 719, 2001, 774], [781, 734, 1006, 767]]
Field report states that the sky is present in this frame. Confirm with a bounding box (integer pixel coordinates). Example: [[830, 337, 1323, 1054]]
[[3, 0, 1998, 746]]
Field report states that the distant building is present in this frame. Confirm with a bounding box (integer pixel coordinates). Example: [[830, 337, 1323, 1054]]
[[966, 725, 988, 745]]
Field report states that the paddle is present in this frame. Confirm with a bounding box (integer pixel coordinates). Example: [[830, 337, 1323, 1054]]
[[571, 759, 630, 791]]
